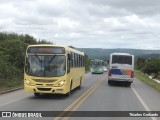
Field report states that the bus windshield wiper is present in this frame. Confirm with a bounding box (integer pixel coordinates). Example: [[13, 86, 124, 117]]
[[49, 55, 57, 64], [34, 53, 41, 62]]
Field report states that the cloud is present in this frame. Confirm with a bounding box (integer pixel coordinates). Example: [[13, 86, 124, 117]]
[[82, 0, 160, 16], [0, 0, 160, 49]]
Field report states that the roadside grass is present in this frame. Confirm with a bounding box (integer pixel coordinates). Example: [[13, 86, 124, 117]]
[[0, 77, 23, 92], [135, 71, 160, 91]]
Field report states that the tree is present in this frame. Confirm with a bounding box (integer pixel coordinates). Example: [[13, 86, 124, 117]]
[[0, 32, 53, 79], [136, 57, 146, 70], [37, 39, 53, 44], [142, 58, 160, 75], [85, 54, 91, 72]]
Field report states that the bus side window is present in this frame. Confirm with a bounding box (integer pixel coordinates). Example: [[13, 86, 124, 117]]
[[77, 55, 79, 67], [80, 56, 82, 67], [71, 52, 74, 68], [82, 56, 84, 67], [75, 54, 77, 67]]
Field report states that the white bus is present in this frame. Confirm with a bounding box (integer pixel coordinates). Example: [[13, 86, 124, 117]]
[[108, 53, 134, 86]]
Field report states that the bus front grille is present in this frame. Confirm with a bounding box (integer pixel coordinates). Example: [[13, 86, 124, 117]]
[[37, 88, 52, 91], [33, 79, 57, 83]]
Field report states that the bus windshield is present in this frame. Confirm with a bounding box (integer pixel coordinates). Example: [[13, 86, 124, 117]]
[[91, 62, 102, 67], [25, 55, 66, 77], [91, 60, 103, 67], [112, 55, 132, 65]]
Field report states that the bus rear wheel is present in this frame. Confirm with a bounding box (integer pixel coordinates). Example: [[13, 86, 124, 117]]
[[108, 80, 111, 85], [126, 82, 131, 87]]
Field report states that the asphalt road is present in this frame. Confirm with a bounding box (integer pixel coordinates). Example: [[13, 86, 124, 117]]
[[0, 72, 160, 120]]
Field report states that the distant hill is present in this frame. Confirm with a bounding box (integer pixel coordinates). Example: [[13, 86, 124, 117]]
[[77, 48, 160, 60]]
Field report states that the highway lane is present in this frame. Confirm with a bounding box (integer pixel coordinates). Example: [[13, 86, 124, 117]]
[[0, 72, 160, 120], [69, 77, 160, 120], [0, 73, 103, 111], [0, 73, 104, 120]]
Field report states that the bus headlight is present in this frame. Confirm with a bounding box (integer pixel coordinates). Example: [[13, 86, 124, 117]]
[[26, 80, 35, 86], [55, 80, 66, 87], [26, 80, 31, 85], [60, 81, 64, 86]]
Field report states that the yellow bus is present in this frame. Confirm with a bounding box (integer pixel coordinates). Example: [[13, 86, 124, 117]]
[[24, 44, 85, 96]]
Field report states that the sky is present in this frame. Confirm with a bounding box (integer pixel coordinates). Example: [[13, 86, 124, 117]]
[[0, 0, 160, 49]]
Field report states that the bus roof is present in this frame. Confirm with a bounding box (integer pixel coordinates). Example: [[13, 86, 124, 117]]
[[111, 53, 133, 56], [27, 44, 84, 56]]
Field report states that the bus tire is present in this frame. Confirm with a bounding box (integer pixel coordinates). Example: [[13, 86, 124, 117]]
[[34, 93, 40, 97], [126, 82, 131, 87], [78, 78, 82, 90], [108, 80, 111, 85]]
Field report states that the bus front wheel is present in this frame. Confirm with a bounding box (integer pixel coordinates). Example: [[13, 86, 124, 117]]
[[34, 93, 40, 97], [78, 79, 82, 90], [66, 82, 72, 96]]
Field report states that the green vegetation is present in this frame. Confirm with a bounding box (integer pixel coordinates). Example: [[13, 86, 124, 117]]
[[136, 57, 160, 79], [143, 58, 160, 76], [78, 48, 160, 60], [135, 71, 160, 91], [0, 78, 23, 92], [135, 57, 145, 70], [85, 54, 91, 72], [0, 32, 52, 92], [135, 57, 160, 91]]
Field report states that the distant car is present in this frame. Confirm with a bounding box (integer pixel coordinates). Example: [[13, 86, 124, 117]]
[[103, 66, 108, 72]]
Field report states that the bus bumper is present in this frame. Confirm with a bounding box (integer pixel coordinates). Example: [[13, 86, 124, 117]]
[[91, 70, 103, 74], [24, 84, 69, 94], [108, 77, 133, 83]]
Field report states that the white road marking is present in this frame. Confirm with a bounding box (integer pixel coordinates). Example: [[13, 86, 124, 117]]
[[0, 97, 27, 107], [131, 87, 157, 120]]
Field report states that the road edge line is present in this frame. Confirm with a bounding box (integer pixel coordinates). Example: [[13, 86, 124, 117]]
[[131, 87, 157, 120], [0, 86, 23, 95]]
